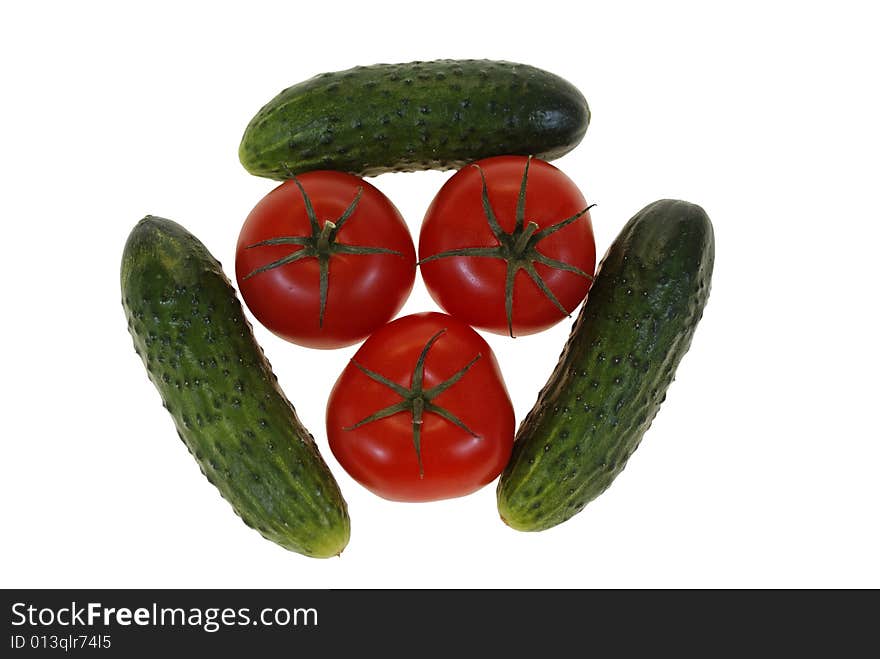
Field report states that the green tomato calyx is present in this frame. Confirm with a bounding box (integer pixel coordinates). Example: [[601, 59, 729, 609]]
[[344, 329, 481, 478]]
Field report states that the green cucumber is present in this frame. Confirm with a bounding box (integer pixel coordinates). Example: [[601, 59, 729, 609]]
[[239, 59, 589, 179], [496, 200, 714, 532], [121, 216, 350, 557]]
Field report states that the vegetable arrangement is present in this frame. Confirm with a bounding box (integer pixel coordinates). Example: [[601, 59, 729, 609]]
[[123, 59, 714, 558]]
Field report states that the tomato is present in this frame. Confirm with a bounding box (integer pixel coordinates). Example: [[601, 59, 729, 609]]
[[418, 155, 596, 337], [235, 171, 416, 349], [326, 312, 515, 502]]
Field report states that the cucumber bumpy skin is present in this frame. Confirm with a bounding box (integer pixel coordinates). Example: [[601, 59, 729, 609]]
[[497, 200, 714, 532], [121, 216, 350, 557], [239, 59, 590, 179]]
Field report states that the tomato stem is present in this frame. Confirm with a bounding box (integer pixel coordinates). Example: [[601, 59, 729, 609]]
[[512, 221, 539, 256], [317, 220, 336, 254]]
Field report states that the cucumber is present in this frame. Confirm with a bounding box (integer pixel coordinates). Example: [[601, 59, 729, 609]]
[[239, 60, 589, 179], [121, 216, 350, 557], [496, 200, 714, 532]]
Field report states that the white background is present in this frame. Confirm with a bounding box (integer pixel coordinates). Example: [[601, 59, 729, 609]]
[[2, 1, 878, 588]]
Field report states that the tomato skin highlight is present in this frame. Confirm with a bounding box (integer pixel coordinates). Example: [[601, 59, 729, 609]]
[[418, 156, 596, 337], [326, 312, 515, 502], [235, 171, 416, 349]]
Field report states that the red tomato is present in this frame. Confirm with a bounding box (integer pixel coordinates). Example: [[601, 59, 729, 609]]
[[326, 312, 515, 502], [236, 171, 416, 349], [419, 155, 596, 337]]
